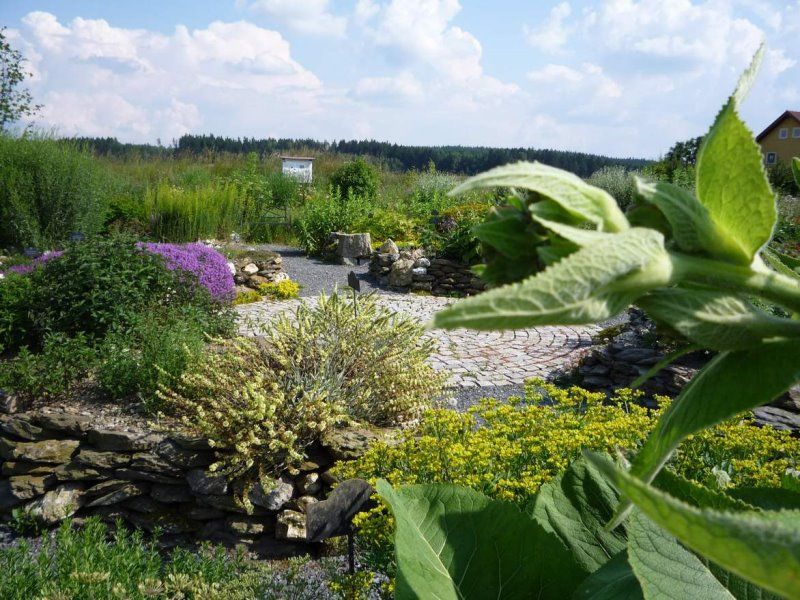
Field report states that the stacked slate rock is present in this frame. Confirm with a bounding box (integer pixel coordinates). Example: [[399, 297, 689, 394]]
[[368, 239, 486, 296], [0, 405, 386, 556], [231, 251, 288, 294]]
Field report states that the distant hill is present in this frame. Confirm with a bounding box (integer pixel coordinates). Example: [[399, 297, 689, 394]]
[[71, 135, 650, 178]]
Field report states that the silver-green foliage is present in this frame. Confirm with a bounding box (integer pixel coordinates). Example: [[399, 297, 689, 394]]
[[380, 47, 800, 599]]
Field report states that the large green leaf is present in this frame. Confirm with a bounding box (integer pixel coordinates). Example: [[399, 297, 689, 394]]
[[450, 161, 630, 232], [587, 453, 800, 599], [573, 551, 643, 600], [433, 228, 672, 331], [627, 510, 735, 599], [531, 215, 612, 247], [727, 488, 800, 511], [653, 469, 754, 512], [377, 480, 581, 600], [612, 338, 800, 526], [531, 456, 626, 572], [638, 287, 800, 350], [635, 178, 716, 254], [695, 47, 776, 266], [472, 206, 543, 259]]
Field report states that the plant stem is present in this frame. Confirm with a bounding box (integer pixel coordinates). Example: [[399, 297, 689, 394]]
[[672, 253, 800, 313]]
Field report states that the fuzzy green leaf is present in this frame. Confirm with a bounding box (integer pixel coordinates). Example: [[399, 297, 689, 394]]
[[450, 161, 630, 232], [377, 480, 581, 600], [652, 469, 753, 512], [532, 215, 612, 247], [727, 488, 800, 512], [612, 338, 800, 527], [695, 48, 775, 265], [472, 207, 542, 259], [635, 178, 715, 254], [573, 551, 643, 600], [433, 228, 671, 331], [627, 510, 735, 599], [530, 456, 626, 572], [793, 157, 799, 187], [587, 453, 800, 599], [638, 287, 800, 350]]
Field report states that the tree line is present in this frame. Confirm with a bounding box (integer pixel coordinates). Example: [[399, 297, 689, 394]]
[[72, 134, 650, 178]]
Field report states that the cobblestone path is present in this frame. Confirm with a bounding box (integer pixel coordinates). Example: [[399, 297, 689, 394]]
[[236, 293, 598, 390]]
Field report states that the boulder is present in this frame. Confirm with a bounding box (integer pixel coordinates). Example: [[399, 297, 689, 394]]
[[377, 239, 399, 255], [243, 263, 259, 275], [0, 475, 55, 509], [0, 416, 45, 440], [389, 258, 415, 287], [25, 484, 84, 524], [0, 391, 21, 415], [74, 449, 131, 469], [305, 479, 373, 542], [297, 473, 321, 495], [34, 412, 92, 436], [336, 233, 372, 262], [1, 438, 79, 463], [54, 462, 105, 481], [320, 426, 388, 461], [186, 469, 228, 495], [87, 429, 163, 452], [156, 440, 215, 469], [276, 510, 307, 541], [249, 479, 294, 511], [86, 480, 149, 507], [414, 257, 431, 269]]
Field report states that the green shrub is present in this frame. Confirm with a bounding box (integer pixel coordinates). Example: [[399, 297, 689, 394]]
[[0, 272, 34, 353], [0, 134, 113, 250], [329, 157, 379, 201], [96, 307, 208, 409], [586, 165, 639, 210], [232, 289, 262, 305], [352, 208, 419, 244], [0, 518, 261, 600], [295, 188, 370, 256], [421, 202, 490, 263], [161, 292, 445, 490], [22, 234, 230, 347], [0, 332, 97, 398]]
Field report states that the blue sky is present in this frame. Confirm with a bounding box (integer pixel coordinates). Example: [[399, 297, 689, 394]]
[[2, 0, 798, 157]]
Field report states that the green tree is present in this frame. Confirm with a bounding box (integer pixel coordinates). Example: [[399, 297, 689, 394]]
[[329, 157, 380, 200], [0, 27, 40, 130]]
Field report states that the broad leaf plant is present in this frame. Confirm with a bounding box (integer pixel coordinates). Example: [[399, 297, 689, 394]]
[[378, 47, 800, 599]]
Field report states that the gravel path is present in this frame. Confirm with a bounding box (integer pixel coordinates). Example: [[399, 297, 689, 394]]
[[257, 244, 379, 297]]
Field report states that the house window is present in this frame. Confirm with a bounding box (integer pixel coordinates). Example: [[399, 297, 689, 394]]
[[793, 127, 800, 138], [779, 128, 789, 139], [766, 152, 777, 165]]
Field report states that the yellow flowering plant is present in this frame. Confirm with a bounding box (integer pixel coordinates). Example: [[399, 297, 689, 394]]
[[258, 279, 301, 300]]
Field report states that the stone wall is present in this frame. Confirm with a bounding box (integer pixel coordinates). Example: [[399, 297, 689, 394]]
[[369, 240, 486, 297], [231, 251, 288, 293], [0, 408, 378, 557]]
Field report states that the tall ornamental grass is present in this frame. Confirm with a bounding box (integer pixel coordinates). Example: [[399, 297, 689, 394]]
[[144, 181, 244, 242], [0, 134, 112, 250]]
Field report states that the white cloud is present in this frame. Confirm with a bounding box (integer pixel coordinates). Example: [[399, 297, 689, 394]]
[[247, 0, 347, 37], [523, 2, 572, 52], [527, 63, 622, 99], [17, 12, 322, 141], [354, 71, 423, 102]]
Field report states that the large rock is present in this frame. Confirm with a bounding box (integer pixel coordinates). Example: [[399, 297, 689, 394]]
[[321, 426, 388, 461], [2, 461, 53, 476], [156, 440, 215, 468], [0, 475, 54, 509], [186, 469, 228, 496], [87, 429, 164, 452], [54, 462, 105, 481], [249, 479, 294, 511], [34, 412, 92, 436], [276, 510, 307, 541], [151, 484, 193, 503], [388, 258, 415, 287], [25, 484, 84, 524], [85, 480, 149, 507], [377, 239, 399, 255], [0, 438, 79, 463], [335, 233, 372, 264], [0, 391, 21, 415], [0, 416, 45, 440], [306, 479, 373, 542], [74, 449, 131, 469]]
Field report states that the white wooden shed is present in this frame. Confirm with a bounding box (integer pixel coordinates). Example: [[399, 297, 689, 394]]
[[281, 156, 314, 183]]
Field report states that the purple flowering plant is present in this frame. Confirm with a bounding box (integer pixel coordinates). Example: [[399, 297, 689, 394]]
[[5, 251, 64, 275], [139, 242, 235, 302]]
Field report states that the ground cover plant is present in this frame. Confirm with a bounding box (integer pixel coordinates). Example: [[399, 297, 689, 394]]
[[162, 291, 446, 497], [340, 380, 800, 582], [376, 48, 800, 599]]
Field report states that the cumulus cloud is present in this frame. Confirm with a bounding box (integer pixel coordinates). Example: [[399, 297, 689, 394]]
[[354, 71, 424, 102], [16, 12, 322, 141], [523, 2, 572, 52], [246, 0, 347, 37]]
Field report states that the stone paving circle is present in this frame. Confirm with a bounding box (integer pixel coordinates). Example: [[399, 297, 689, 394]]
[[236, 292, 599, 389]]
